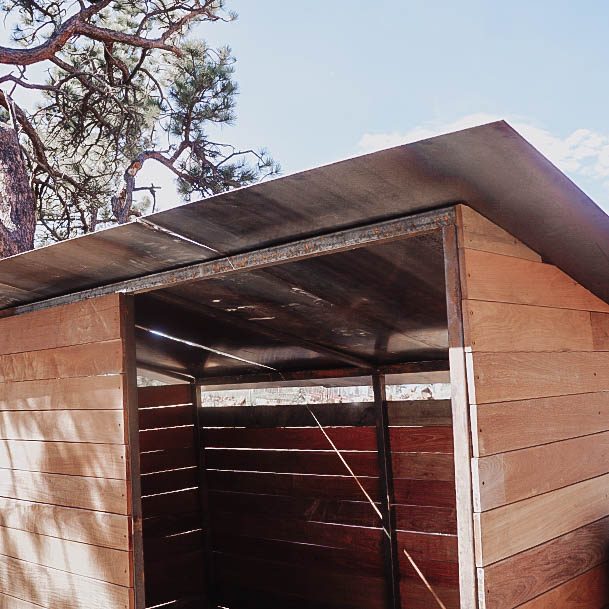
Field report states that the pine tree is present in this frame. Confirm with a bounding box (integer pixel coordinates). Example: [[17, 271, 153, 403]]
[[0, 0, 278, 252]]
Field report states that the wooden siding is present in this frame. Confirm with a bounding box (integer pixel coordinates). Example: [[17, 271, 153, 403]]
[[455, 205, 609, 609], [0, 294, 140, 609], [138, 383, 207, 609], [199, 397, 458, 609]]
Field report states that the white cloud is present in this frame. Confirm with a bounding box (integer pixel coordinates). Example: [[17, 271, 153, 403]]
[[357, 114, 609, 211]]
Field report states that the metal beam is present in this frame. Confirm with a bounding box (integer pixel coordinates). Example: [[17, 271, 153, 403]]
[[196, 360, 449, 387], [4, 206, 456, 317], [373, 373, 401, 609]]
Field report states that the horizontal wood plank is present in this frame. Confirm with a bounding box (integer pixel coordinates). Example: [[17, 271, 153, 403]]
[[199, 401, 452, 429], [0, 295, 120, 356], [515, 563, 609, 609], [0, 409, 125, 444], [204, 426, 377, 451], [139, 404, 194, 431], [0, 497, 129, 550], [137, 384, 191, 408], [141, 467, 198, 496], [209, 491, 381, 528], [0, 374, 124, 411], [0, 593, 42, 609], [142, 488, 199, 519], [479, 516, 609, 609], [474, 431, 609, 511], [463, 300, 597, 352], [474, 472, 609, 566], [0, 525, 130, 586], [395, 504, 456, 534], [466, 351, 609, 404], [458, 205, 541, 262], [205, 447, 379, 477], [140, 447, 197, 475], [472, 392, 609, 456], [0, 439, 127, 478], [393, 452, 455, 481], [140, 426, 195, 451], [461, 248, 609, 312], [0, 469, 128, 514], [0, 554, 130, 609], [0, 340, 124, 383]]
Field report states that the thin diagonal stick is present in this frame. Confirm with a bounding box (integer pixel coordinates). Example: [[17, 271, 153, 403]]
[[403, 548, 448, 609], [305, 404, 383, 522], [305, 403, 449, 609]]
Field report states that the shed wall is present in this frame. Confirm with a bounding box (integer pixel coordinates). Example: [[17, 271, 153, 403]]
[[0, 294, 140, 609], [138, 383, 206, 608], [456, 205, 609, 608]]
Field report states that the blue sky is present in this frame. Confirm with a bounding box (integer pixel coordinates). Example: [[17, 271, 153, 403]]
[[189, 0, 609, 213], [4, 1, 609, 213]]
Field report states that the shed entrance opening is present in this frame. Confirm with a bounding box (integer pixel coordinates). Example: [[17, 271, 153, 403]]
[[133, 213, 459, 609]]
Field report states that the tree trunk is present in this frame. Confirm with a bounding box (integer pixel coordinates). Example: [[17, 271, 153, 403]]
[[0, 124, 35, 257]]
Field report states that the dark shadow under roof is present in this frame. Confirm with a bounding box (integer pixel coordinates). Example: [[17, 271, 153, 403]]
[[0, 120, 608, 310]]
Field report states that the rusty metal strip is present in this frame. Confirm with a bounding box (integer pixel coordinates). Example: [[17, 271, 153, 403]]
[[4, 207, 456, 316]]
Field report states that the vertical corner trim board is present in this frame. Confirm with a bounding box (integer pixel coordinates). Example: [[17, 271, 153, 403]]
[[0, 293, 140, 609], [455, 205, 609, 609]]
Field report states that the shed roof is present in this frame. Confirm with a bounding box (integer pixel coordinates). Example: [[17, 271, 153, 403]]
[[0, 120, 607, 314]]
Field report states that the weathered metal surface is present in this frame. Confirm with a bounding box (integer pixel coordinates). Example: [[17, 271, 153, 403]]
[[0, 121, 608, 312], [1, 207, 453, 316], [195, 360, 450, 387], [135, 232, 448, 378]]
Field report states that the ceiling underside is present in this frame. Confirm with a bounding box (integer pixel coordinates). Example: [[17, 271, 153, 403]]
[[134, 231, 448, 379], [1, 120, 608, 312]]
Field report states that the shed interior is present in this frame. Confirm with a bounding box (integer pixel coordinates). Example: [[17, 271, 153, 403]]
[[133, 224, 460, 609]]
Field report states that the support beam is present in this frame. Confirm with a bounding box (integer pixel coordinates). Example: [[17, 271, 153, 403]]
[[373, 372, 401, 609], [196, 360, 450, 387], [442, 222, 478, 608], [4, 206, 456, 316], [191, 383, 215, 608]]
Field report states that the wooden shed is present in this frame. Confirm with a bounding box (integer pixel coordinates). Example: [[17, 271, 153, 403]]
[[0, 120, 608, 609]]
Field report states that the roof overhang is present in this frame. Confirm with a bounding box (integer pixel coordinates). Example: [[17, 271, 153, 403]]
[[0, 120, 607, 314]]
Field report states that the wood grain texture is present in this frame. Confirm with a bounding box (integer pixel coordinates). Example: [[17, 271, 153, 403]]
[[0, 340, 124, 383], [479, 516, 609, 609], [0, 525, 130, 586], [137, 383, 191, 408], [515, 564, 609, 609], [592, 312, 609, 350], [473, 431, 609, 511], [199, 401, 452, 428], [458, 205, 541, 262], [0, 593, 43, 609], [474, 472, 609, 566], [0, 439, 127, 478], [463, 300, 597, 352], [0, 409, 125, 444], [0, 294, 120, 355], [0, 554, 131, 609], [466, 351, 609, 404], [0, 374, 124, 411], [472, 392, 609, 456], [460, 248, 609, 312], [0, 468, 128, 513], [445, 219, 478, 609]]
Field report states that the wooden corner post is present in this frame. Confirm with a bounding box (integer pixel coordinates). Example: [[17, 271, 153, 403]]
[[442, 215, 478, 609], [120, 294, 146, 609]]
